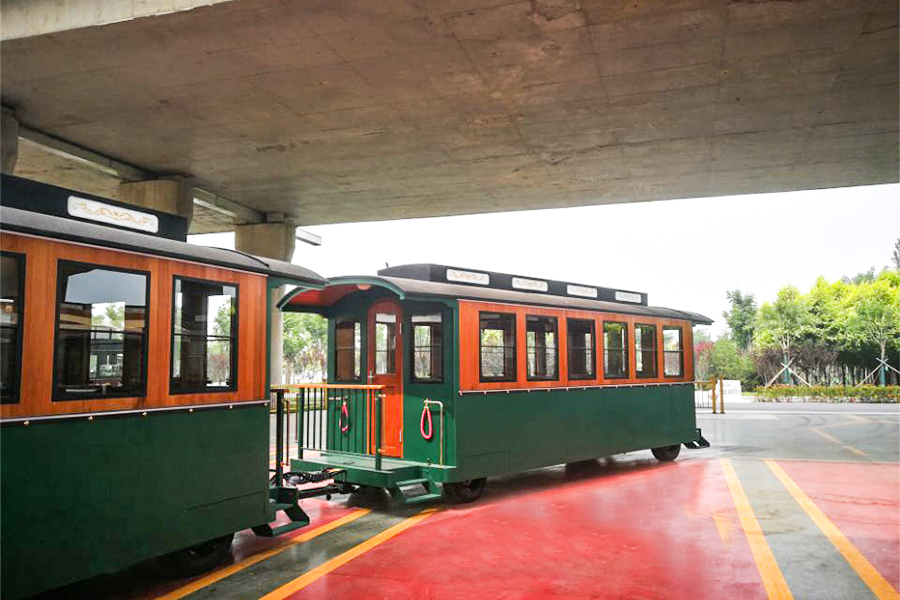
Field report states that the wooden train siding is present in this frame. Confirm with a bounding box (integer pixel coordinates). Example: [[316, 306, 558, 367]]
[[458, 299, 693, 392], [1, 232, 267, 419]]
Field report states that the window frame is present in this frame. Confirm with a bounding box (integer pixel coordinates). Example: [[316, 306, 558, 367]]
[[634, 323, 658, 379], [602, 320, 630, 380], [663, 325, 684, 378], [0, 251, 25, 405], [334, 317, 363, 384], [566, 318, 596, 381], [478, 311, 517, 383], [52, 259, 151, 402], [169, 275, 239, 395], [410, 312, 444, 384], [525, 314, 559, 382]]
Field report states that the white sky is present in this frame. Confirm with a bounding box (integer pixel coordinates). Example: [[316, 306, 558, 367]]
[[190, 183, 900, 337]]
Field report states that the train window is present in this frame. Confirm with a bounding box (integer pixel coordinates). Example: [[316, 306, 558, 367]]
[[664, 326, 684, 377], [480, 312, 516, 382], [374, 313, 397, 375], [603, 321, 628, 379], [1, 253, 24, 404], [411, 314, 443, 383], [526, 315, 558, 381], [54, 261, 149, 400], [171, 277, 237, 393], [335, 319, 362, 382], [635, 324, 658, 378], [567, 318, 595, 380]]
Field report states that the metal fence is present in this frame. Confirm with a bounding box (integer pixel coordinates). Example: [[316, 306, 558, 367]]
[[270, 384, 386, 477]]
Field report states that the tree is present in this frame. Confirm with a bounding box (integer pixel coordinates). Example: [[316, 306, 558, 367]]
[[282, 312, 327, 382], [707, 337, 755, 381], [847, 274, 900, 385], [723, 290, 756, 351], [755, 286, 811, 383], [893, 238, 900, 270]]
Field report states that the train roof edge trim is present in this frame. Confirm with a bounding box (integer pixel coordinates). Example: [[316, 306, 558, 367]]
[[281, 274, 714, 325], [0, 206, 325, 286], [378, 263, 648, 306]]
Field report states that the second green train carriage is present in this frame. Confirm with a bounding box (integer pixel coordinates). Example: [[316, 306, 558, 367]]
[[280, 264, 712, 503]]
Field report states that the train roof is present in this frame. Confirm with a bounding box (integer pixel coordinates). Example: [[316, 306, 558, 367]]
[[282, 264, 713, 325], [0, 205, 325, 286]]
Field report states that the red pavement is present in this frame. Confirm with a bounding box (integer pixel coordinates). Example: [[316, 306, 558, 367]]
[[287, 459, 769, 600]]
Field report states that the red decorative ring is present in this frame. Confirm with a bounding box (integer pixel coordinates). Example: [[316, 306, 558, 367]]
[[420, 405, 433, 440], [340, 401, 350, 434]]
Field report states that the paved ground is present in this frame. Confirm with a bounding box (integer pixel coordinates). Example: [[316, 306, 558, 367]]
[[38, 404, 899, 600]]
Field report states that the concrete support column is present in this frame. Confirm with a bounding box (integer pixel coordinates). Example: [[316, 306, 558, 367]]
[[118, 178, 193, 227], [235, 222, 296, 386], [1, 109, 19, 174]]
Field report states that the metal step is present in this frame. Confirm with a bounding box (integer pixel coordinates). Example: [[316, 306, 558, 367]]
[[388, 477, 443, 505]]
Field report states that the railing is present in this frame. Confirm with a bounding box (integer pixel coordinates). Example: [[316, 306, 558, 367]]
[[694, 379, 725, 413], [270, 384, 386, 478]]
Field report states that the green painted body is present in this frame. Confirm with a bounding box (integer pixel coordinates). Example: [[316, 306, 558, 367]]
[[290, 293, 700, 491], [0, 405, 273, 600]]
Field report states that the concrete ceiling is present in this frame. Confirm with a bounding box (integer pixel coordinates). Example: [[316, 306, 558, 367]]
[[2, 0, 897, 229]]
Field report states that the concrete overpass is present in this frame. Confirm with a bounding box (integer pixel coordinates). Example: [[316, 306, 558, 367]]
[[1, 0, 898, 237]]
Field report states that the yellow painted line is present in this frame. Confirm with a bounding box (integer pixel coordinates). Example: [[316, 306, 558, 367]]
[[720, 459, 794, 600], [821, 415, 873, 429], [811, 427, 868, 456], [156, 508, 371, 600], [766, 460, 900, 600], [258, 508, 440, 600]]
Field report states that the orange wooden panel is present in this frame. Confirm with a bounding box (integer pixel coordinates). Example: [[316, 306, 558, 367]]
[[1, 233, 267, 419], [458, 299, 695, 392]]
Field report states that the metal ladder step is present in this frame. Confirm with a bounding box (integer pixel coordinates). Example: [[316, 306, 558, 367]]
[[389, 477, 442, 505]]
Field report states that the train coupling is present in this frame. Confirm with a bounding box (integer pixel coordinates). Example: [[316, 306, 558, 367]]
[[683, 428, 711, 449]]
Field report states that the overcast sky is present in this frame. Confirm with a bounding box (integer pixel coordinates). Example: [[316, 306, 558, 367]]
[[190, 183, 899, 337]]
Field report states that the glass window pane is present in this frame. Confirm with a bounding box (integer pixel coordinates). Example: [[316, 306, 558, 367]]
[[664, 326, 683, 377], [412, 313, 443, 382], [567, 319, 594, 379], [55, 262, 148, 400], [1, 254, 23, 404], [171, 278, 237, 393], [603, 321, 628, 378], [526, 315, 558, 381], [480, 312, 516, 381], [374, 314, 397, 375], [335, 319, 361, 382], [635, 324, 657, 378]]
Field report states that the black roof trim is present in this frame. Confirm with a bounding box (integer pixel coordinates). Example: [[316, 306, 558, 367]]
[[0, 206, 325, 285], [378, 263, 648, 306]]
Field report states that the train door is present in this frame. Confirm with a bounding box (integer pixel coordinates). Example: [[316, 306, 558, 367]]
[[367, 299, 403, 457]]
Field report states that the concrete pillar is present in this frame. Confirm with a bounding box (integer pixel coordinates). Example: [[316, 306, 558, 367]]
[[1, 109, 19, 174], [118, 178, 193, 226], [235, 222, 296, 386]]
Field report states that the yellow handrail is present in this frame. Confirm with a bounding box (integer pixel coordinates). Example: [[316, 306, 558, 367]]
[[272, 383, 386, 391]]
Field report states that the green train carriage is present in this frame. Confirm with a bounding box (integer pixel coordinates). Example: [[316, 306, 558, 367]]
[[0, 175, 325, 599], [281, 263, 712, 503]]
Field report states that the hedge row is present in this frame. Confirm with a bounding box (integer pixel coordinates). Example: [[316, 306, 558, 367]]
[[755, 385, 900, 403]]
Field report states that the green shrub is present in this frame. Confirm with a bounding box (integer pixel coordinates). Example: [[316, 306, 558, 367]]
[[756, 385, 900, 403]]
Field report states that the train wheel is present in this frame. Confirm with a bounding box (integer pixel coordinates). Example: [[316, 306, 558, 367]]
[[651, 444, 681, 462], [159, 533, 234, 577], [443, 478, 486, 503]]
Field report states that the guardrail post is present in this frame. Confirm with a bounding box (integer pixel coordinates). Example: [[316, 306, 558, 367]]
[[275, 388, 285, 483], [375, 393, 383, 471], [297, 387, 304, 459]]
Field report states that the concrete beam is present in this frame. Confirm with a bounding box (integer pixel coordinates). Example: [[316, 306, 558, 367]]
[[1, 108, 19, 174], [1, 0, 240, 41], [15, 122, 264, 227], [119, 177, 194, 225]]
